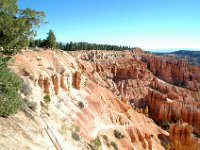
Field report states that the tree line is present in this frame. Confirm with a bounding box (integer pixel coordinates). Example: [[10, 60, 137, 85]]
[[30, 39, 132, 51]]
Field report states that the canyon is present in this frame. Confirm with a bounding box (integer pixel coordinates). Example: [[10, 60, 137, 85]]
[[0, 48, 199, 150]]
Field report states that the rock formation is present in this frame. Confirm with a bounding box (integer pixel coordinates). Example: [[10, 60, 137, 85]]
[[126, 128, 153, 150], [168, 122, 199, 150], [38, 75, 44, 88], [44, 77, 50, 95], [142, 54, 200, 91], [148, 77, 200, 134], [73, 71, 81, 90], [51, 74, 59, 95], [60, 72, 67, 90], [5, 49, 199, 150]]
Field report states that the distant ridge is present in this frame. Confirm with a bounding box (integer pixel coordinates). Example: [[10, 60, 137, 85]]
[[153, 50, 200, 65]]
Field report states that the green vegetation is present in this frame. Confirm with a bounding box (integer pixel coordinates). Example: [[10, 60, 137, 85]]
[[0, 0, 45, 55], [64, 42, 132, 51], [110, 141, 118, 150], [91, 137, 101, 147], [113, 129, 124, 139], [29, 40, 132, 51], [0, 56, 22, 117], [43, 95, 51, 103], [72, 132, 80, 141], [45, 29, 57, 49]]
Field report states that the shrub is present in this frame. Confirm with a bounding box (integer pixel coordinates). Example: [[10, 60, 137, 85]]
[[90, 137, 101, 148], [72, 132, 80, 141], [78, 101, 84, 109], [92, 137, 101, 147], [0, 56, 22, 117], [113, 129, 124, 139], [111, 141, 118, 150], [43, 95, 51, 103]]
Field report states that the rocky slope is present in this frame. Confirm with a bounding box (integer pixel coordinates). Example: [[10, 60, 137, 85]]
[[0, 48, 199, 150]]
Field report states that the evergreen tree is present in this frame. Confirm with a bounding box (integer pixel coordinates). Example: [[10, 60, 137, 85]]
[[29, 39, 36, 48], [46, 29, 57, 49], [0, 0, 45, 55]]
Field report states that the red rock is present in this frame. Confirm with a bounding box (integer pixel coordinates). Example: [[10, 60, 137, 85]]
[[44, 77, 50, 95], [73, 71, 81, 90], [142, 54, 200, 91], [60, 72, 67, 90], [51, 74, 59, 95]]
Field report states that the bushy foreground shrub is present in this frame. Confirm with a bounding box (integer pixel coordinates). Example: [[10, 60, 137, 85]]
[[0, 57, 22, 117], [43, 95, 51, 103]]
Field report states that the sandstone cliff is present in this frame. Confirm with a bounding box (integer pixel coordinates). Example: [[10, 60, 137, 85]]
[[168, 122, 200, 150], [0, 49, 170, 150], [0, 48, 199, 150], [142, 54, 200, 91]]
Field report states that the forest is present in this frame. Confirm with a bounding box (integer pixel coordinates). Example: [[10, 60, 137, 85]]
[[29, 39, 132, 51]]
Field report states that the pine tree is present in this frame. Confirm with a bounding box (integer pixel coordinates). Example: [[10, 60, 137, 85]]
[[0, 0, 45, 55], [46, 29, 57, 49]]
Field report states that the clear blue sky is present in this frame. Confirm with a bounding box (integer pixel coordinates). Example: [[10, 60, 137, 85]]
[[18, 0, 200, 50]]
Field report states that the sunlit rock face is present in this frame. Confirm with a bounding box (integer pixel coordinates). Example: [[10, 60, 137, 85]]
[[168, 122, 199, 150], [142, 54, 200, 91], [72, 71, 81, 90], [147, 76, 200, 134], [76, 49, 200, 134], [3, 48, 199, 150]]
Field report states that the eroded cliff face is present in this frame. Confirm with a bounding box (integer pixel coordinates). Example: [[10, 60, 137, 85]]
[[75, 49, 153, 109], [142, 54, 200, 91], [1, 48, 199, 150], [168, 122, 200, 150], [74, 49, 200, 149], [148, 77, 200, 134], [0, 49, 169, 150]]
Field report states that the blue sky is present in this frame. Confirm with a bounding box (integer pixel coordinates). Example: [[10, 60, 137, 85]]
[[18, 0, 200, 50]]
